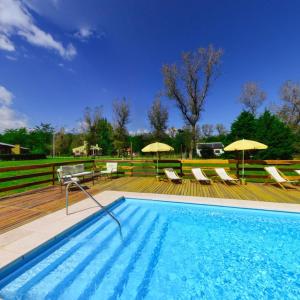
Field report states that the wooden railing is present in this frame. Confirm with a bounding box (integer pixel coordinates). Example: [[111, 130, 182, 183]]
[[0, 159, 299, 196], [0, 160, 95, 194]]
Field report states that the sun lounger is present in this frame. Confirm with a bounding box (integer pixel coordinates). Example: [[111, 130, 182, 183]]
[[100, 162, 118, 178], [264, 166, 298, 190], [296, 170, 300, 176], [164, 168, 182, 183], [192, 168, 212, 184], [215, 168, 239, 184]]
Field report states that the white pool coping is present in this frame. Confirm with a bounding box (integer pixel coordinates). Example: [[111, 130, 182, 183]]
[[1, 190, 300, 270]]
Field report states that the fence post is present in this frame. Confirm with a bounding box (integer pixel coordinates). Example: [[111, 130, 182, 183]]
[[52, 164, 55, 185], [236, 160, 240, 179], [179, 160, 183, 176]]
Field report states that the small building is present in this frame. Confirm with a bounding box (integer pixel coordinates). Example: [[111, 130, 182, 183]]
[[72, 141, 102, 156], [0, 142, 29, 155], [196, 142, 224, 157]]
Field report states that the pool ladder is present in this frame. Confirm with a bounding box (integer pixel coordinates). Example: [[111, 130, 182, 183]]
[[65, 179, 122, 235]]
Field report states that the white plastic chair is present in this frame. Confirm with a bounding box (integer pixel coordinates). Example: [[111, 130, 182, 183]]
[[100, 162, 118, 178]]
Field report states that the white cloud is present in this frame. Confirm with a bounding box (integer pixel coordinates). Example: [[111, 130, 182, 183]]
[[0, 85, 13, 105], [0, 0, 76, 59], [6, 54, 17, 60], [0, 84, 28, 131], [0, 33, 15, 51], [0, 105, 28, 131], [74, 26, 93, 41], [129, 128, 150, 135]]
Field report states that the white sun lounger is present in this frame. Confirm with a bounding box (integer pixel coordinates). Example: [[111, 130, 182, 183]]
[[164, 168, 182, 183], [100, 162, 118, 178], [215, 168, 239, 184], [192, 168, 212, 184], [295, 170, 300, 176], [264, 166, 298, 190]]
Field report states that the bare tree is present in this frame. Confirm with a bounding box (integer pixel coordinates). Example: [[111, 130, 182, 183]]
[[201, 124, 214, 138], [113, 97, 130, 155], [148, 97, 169, 140], [239, 82, 266, 115], [162, 45, 223, 158], [215, 123, 227, 136], [278, 80, 300, 128]]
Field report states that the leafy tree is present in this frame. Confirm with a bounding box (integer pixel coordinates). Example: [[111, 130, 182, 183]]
[[80, 107, 115, 155], [162, 45, 223, 158], [70, 133, 85, 151], [113, 98, 130, 156], [29, 123, 54, 154], [239, 82, 266, 115], [255, 110, 295, 159], [171, 127, 194, 158], [227, 111, 257, 142], [148, 97, 169, 140], [129, 133, 152, 154], [55, 128, 73, 155], [0, 128, 30, 148], [96, 118, 114, 155], [83, 106, 102, 150]]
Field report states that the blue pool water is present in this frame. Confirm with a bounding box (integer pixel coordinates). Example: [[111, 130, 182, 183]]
[[1, 198, 300, 299]]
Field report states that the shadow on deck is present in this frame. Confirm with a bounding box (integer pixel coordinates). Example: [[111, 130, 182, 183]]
[[0, 177, 299, 233]]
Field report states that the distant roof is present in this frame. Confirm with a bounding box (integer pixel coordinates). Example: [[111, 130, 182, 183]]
[[0, 142, 29, 150], [197, 142, 224, 149]]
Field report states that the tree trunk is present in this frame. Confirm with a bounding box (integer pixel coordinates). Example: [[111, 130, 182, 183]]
[[189, 124, 196, 159]]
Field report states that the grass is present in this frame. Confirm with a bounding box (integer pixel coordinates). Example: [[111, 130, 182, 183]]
[[0, 157, 299, 198]]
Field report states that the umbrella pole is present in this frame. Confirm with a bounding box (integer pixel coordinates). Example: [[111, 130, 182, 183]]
[[157, 151, 159, 175], [242, 149, 245, 179]]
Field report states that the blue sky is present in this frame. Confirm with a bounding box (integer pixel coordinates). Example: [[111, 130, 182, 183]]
[[0, 0, 300, 133]]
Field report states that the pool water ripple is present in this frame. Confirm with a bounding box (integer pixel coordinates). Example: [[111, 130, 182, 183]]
[[0, 198, 300, 299]]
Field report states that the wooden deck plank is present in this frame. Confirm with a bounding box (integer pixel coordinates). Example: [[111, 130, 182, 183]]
[[0, 177, 299, 234]]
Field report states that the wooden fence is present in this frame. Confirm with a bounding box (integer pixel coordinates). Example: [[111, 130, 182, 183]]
[[0, 159, 299, 196], [0, 160, 95, 194]]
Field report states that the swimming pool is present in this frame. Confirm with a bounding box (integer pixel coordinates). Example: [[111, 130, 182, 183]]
[[1, 197, 300, 299]]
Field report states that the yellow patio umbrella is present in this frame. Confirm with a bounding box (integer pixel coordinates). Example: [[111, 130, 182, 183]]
[[142, 142, 174, 174], [224, 139, 268, 178]]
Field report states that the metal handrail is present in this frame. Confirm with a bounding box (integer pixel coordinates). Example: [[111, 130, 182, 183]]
[[65, 179, 122, 236]]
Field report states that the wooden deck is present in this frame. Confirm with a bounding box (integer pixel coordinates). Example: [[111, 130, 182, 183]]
[[0, 177, 299, 234]]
